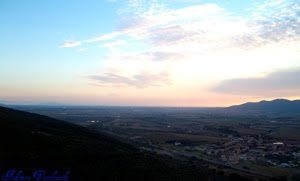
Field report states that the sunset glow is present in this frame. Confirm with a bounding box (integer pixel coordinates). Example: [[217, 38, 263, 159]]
[[1, 0, 299, 106]]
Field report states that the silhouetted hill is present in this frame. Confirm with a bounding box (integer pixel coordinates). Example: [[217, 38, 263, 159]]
[[225, 99, 300, 117], [0, 106, 216, 181]]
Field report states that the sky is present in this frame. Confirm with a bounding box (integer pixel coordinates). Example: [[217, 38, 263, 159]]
[[0, 0, 300, 106]]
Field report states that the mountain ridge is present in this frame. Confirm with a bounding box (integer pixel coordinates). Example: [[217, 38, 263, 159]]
[[224, 99, 300, 117]]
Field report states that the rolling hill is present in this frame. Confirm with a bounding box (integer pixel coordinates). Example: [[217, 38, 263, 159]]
[[224, 99, 300, 117]]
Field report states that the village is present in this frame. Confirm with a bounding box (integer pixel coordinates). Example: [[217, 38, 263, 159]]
[[168, 133, 300, 168]]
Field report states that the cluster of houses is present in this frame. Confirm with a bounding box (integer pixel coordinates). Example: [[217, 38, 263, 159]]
[[201, 135, 300, 167]]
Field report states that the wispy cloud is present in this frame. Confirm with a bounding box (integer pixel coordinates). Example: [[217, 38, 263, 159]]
[[88, 0, 300, 50], [143, 51, 183, 61], [99, 40, 127, 48], [87, 71, 170, 88], [62, 0, 300, 51], [77, 48, 88, 52], [59, 41, 81, 48], [236, 0, 300, 47], [63, 0, 300, 94], [212, 68, 300, 96], [85, 31, 122, 43], [108, 51, 183, 62]]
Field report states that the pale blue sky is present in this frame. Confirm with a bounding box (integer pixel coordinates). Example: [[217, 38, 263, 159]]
[[1, 0, 299, 106], [0, 0, 118, 76]]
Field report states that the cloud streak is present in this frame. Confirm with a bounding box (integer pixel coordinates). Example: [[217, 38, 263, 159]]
[[87, 72, 170, 88], [59, 41, 81, 48], [85, 31, 122, 43], [212, 68, 300, 96], [113, 51, 183, 62]]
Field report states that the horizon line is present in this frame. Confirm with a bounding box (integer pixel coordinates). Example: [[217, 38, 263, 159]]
[[1, 98, 298, 109]]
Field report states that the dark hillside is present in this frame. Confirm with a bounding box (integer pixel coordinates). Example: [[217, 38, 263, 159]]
[[0, 106, 215, 181]]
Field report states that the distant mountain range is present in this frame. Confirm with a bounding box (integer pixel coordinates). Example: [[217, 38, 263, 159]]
[[224, 99, 300, 117], [3, 98, 300, 118]]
